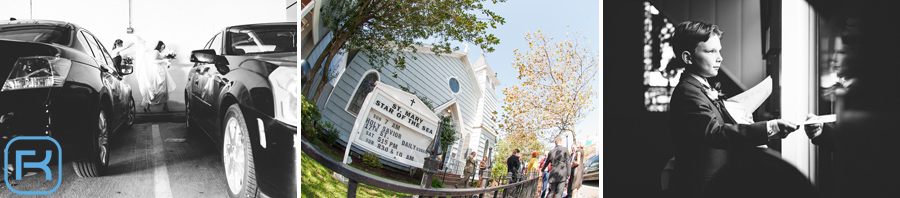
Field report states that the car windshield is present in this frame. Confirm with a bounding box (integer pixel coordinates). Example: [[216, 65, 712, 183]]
[[0, 25, 70, 45], [229, 27, 296, 54]]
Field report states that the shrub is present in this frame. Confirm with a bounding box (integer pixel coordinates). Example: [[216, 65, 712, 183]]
[[362, 152, 382, 169], [318, 121, 339, 145], [319, 121, 338, 145], [301, 95, 322, 140], [431, 177, 444, 188]]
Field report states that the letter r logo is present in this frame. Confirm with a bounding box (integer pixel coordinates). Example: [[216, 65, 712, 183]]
[[4, 136, 62, 195], [16, 150, 53, 180]]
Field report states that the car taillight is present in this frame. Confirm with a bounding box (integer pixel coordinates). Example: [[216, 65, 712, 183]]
[[2, 56, 71, 92]]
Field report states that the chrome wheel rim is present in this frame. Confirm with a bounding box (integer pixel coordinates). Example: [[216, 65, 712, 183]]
[[223, 116, 245, 193], [98, 111, 109, 165]]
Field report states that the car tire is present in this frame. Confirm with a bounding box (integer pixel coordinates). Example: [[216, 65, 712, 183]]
[[73, 109, 110, 177], [222, 103, 259, 198], [185, 90, 199, 132]]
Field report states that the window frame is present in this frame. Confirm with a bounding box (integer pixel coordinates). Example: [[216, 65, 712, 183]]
[[345, 70, 380, 116], [447, 76, 461, 95]]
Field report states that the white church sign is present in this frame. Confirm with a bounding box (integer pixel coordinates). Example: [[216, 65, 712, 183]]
[[343, 82, 440, 168]]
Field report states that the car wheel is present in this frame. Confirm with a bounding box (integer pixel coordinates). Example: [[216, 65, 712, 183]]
[[73, 109, 110, 177], [222, 103, 259, 198], [185, 90, 198, 132], [125, 96, 135, 129]]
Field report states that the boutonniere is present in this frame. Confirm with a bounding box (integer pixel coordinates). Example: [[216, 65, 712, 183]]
[[703, 82, 726, 101]]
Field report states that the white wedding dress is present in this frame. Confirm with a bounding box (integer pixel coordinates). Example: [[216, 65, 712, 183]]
[[137, 39, 177, 108]]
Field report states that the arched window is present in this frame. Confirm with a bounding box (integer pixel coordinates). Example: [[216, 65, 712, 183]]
[[347, 71, 379, 115]]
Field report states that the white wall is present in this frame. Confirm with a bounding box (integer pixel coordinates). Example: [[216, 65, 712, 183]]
[[2, 0, 289, 64], [781, 0, 816, 178], [1, 0, 296, 111]]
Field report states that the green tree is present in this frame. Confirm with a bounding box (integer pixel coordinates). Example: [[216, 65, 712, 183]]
[[491, 130, 544, 179], [438, 115, 458, 152], [303, 0, 507, 103]]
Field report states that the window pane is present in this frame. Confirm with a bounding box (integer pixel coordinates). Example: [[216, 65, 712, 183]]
[[0, 25, 70, 45], [642, 2, 679, 112], [348, 73, 378, 115], [449, 78, 459, 93]]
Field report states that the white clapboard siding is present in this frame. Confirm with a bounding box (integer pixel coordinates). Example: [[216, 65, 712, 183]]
[[320, 48, 484, 170]]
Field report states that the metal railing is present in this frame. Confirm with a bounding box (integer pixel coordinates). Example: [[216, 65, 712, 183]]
[[301, 137, 542, 198]]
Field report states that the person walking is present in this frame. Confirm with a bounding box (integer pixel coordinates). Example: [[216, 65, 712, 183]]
[[456, 152, 477, 188], [143, 40, 176, 112], [541, 137, 570, 198]]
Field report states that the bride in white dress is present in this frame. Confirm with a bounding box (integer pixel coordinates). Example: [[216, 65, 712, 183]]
[[140, 40, 177, 112]]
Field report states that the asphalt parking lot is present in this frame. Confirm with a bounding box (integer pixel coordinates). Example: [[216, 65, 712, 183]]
[[0, 121, 230, 197]]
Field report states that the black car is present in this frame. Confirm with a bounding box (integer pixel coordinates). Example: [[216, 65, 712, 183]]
[[186, 22, 297, 198], [0, 19, 136, 177]]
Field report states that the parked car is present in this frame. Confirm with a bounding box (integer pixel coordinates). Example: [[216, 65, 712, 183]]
[[186, 22, 297, 198], [583, 155, 599, 181], [0, 19, 136, 177]]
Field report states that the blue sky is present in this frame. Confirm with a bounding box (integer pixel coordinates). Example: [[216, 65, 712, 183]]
[[457, 0, 600, 148]]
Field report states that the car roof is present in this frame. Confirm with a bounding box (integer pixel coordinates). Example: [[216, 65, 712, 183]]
[[225, 22, 296, 31], [0, 19, 75, 28]]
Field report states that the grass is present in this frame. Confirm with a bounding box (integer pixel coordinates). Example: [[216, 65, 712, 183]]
[[302, 139, 414, 198], [302, 152, 413, 198], [315, 139, 418, 186]]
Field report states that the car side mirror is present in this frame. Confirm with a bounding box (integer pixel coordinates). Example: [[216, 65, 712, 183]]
[[192, 49, 230, 75], [190, 49, 218, 64], [119, 64, 133, 75]]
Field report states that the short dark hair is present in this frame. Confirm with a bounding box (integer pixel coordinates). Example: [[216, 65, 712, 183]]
[[668, 21, 723, 70], [834, 17, 861, 79], [471, 152, 476, 155], [513, 149, 519, 155]]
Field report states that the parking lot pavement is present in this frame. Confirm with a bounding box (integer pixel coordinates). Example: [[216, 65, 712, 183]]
[[0, 122, 229, 197]]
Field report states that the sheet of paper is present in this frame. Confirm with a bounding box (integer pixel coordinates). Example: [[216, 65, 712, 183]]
[[724, 76, 773, 115], [804, 114, 836, 124], [722, 76, 772, 124], [723, 101, 753, 124]]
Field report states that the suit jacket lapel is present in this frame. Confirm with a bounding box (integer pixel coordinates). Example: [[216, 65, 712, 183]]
[[680, 74, 737, 123]]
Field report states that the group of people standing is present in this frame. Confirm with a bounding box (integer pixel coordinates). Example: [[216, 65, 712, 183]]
[[535, 137, 585, 198], [109, 34, 177, 113], [453, 137, 587, 198]]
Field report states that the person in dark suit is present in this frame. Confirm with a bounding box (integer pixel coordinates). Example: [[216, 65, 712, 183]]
[[541, 137, 570, 198], [666, 21, 800, 198], [455, 152, 477, 188], [506, 148, 521, 183]]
